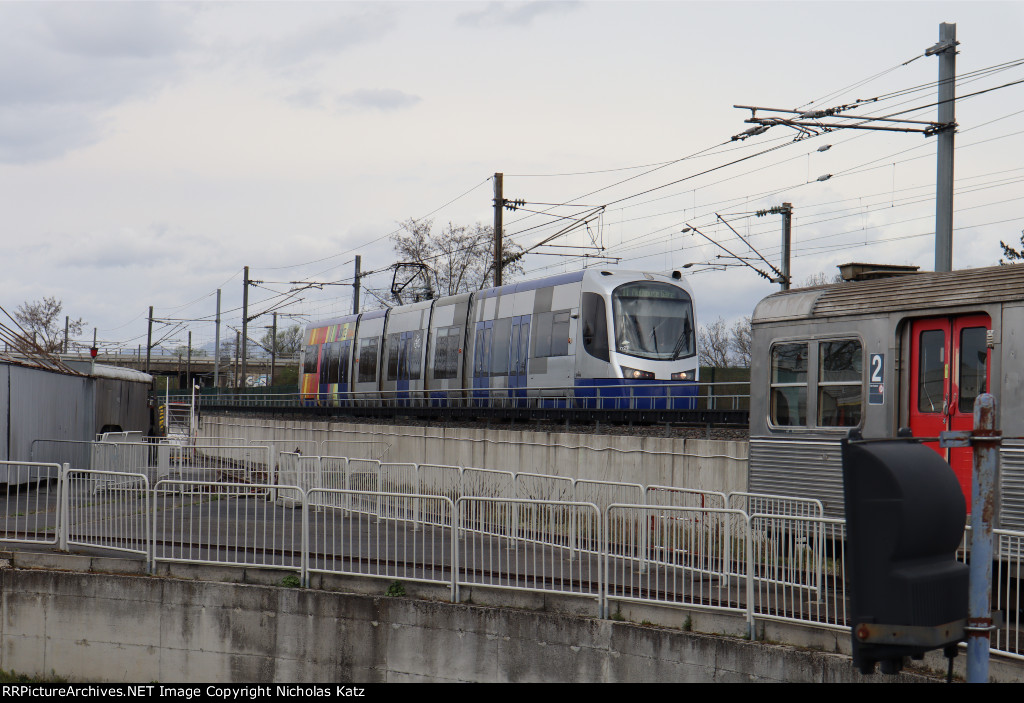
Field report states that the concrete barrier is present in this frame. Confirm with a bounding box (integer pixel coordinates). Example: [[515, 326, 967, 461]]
[[198, 414, 749, 495], [0, 555, 942, 684]]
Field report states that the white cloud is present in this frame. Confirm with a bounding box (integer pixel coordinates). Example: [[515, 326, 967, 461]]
[[456, 1, 578, 28], [337, 88, 422, 112], [0, 3, 197, 163]]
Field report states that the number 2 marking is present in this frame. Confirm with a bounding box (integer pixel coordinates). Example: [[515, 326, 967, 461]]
[[870, 354, 883, 383]]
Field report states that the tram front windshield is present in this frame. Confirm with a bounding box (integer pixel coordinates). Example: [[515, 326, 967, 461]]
[[612, 282, 695, 361]]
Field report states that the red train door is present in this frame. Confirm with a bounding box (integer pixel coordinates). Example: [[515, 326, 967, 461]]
[[908, 314, 990, 511]]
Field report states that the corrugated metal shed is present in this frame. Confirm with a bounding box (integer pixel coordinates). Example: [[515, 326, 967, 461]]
[[0, 361, 151, 464], [753, 264, 1024, 323]]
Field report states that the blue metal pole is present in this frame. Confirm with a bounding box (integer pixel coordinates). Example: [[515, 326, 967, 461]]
[[968, 393, 998, 683]]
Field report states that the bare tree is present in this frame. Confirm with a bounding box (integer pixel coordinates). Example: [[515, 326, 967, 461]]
[[802, 271, 844, 287], [13, 297, 84, 354], [390, 218, 524, 301], [1000, 229, 1024, 264], [259, 324, 303, 356], [699, 316, 732, 368], [730, 315, 752, 368]]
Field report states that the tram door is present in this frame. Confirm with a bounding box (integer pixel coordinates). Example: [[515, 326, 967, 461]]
[[909, 314, 991, 511], [472, 321, 493, 404], [509, 315, 531, 404]]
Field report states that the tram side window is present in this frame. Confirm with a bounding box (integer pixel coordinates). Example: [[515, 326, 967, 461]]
[[959, 327, 988, 412], [303, 345, 320, 375], [581, 293, 609, 362], [770, 343, 808, 427], [386, 333, 401, 381], [474, 327, 492, 377], [490, 318, 513, 376], [433, 326, 461, 380], [532, 310, 571, 359], [551, 312, 570, 357], [408, 330, 423, 381], [817, 340, 863, 427], [534, 312, 552, 357], [357, 337, 379, 383], [320, 342, 342, 385], [339, 344, 350, 385]]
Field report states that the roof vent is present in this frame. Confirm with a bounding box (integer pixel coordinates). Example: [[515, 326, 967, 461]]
[[838, 262, 921, 282]]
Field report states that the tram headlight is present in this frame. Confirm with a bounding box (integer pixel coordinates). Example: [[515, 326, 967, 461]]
[[671, 371, 692, 381], [620, 366, 655, 380]]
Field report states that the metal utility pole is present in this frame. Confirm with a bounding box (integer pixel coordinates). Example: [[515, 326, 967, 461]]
[[781, 203, 793, 291], [234, 330, 240, 388], [241, 266, 249, 388], [353, 255, 361, 315], [734, 23, 958, 274], [186, 331, 192, 390], [64, 316, 69, 355], [270, 312, 278, 387], [146, 306, 153, 375], [929, 22, 958, 272], [493, 172, 504, 287], [214, 289, 221, 389]]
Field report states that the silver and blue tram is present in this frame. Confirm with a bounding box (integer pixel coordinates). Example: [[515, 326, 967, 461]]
[[299, 268, 699, 409]]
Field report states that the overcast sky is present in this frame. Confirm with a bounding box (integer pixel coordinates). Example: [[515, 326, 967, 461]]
[[1, 1, 1022, 355]]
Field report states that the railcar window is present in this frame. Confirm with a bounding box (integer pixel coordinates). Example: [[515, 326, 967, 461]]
[[320, 342, 342, 385], [474, 327, 491, 377], [357, 337, 379, 383], [491, 318, 513, 375], [303, 345, 319, 375], [817, 340, 862, 427], [917, 330, 945, 413], [386, 334, 400, 381], [551, 312, 570, 357], [770, 343, 807, 426], [433, 327, 458, 380], [532, 310, 571, 358], [534, 312, 552, 357], [582, 293, 610, 362], [339, 343, 350, 385], [958, 327, 988, 412], [432, 331, 446, 379], [408, 331, 423, 380]]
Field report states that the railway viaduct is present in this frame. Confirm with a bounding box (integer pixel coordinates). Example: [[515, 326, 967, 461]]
[[59, 351, 299, 388]]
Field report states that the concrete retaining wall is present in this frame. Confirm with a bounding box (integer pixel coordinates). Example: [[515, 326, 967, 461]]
[[0, 558, 936, 683], [199, 414, 748, 494]]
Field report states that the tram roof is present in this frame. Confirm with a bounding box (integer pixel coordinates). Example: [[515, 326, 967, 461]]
[[752, 264, 1024, 324]]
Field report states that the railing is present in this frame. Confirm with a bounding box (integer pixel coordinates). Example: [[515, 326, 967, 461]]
[[455, 497, 602, 606], [64, 470, 150, 557], [177, 380, 750, 415], [604, 505, 752, 623], [7, 456, 1024, 664], [0, 462, 62, 546]]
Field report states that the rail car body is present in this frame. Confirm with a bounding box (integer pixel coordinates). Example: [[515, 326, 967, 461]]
[[300, 269, 699, 409], [748, 263, 1024, 528]]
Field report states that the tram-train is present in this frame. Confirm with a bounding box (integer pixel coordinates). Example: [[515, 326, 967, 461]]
[[299, 268, 699, 408], [748, 262, 1024, 529]]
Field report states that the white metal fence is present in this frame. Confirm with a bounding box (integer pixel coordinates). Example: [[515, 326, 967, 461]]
[[0, 462, 62, 546], [7, 455, 1024, 664]]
